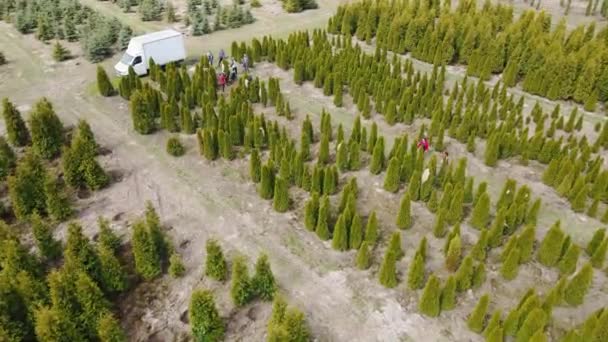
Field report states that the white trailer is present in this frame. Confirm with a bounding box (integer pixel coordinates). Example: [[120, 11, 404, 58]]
[[114, 29, 186, 76]]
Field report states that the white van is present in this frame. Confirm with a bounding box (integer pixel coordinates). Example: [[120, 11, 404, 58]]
[[114, 29, 186, 76]]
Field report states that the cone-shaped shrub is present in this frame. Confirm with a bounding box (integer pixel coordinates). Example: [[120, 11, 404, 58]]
[[408, 252, 425, 290], [365, 211, 378, 245], [322, 166, 337, 195], [370, 136, 385, 174], [28, 98, 64, 159], [166, 136, 185, 156], [455, 255, 474, 292], [486, 327, 504, 342], [97, 313, 127, 342], [31, 212, 61, 261], [409, 170, 422, 201], [515, 308, 546, 342], [471, 192, 490, 229], [440, 275, 457, 311], [315, 195, 331, 240], [231, 256, 252, 306], [470, 229, 489, 262], [517, 224, 536, 263], [97, 66, 115, 96], [592, 310, 608, 342], [2, 98, 30, 147], [529, 330, 548, 342], [419, 275, 441, 317], [467, 294, 490, 333], [587, 228, 606, 256], [378, 249, 397, 288], [189, 289, 224, 342], [563, 263, 593, 306], [348, 140, 361, 170], [501, 247, 521, 280], [332, 214, 348, 251], [558, 244, 580, 275], [273, 176, 289, 213], [259, 164, 275, 200], [396, 192, 412, 229], [417, 237, 428, 261], [483, 310, 502, 338], [356, 241, 371, 270], [383, 157, 401, 192], [131, 220, 161, 281], [318, 133, 329, 165], [472, 263, 486, 289], [304, 193, 319, 231], [445, 235, 462, 272], [251, 254, 276, 301], [349, 214, 363, 250], [538, 221, 565, 266], [433, 209, 448, 238], [428, 190, 439, 213], [169, 253, 186, 278], [388, 231, 403, 259], [591, 239, 607, 268], [205, 239, 227, 281], [250, 149, 261, 183], [44, 175, 72, 222]]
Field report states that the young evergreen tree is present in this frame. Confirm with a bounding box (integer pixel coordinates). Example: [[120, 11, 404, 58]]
[[28, 98, 64, 159], [8, 152, 47, 220], [349, 214, 363, 250], [205, 239, 227, 281], [538, 221, 566, 267], [2, 98, 30, 146], [97, 313, 127, 342], [355, 241, 371, 270], [396, 192, 412, 229], [44, 175, 72, 221], [378, 249, 398, 288], [369, 136, 385, 174], [419, 275, 441, 317], [168, 253, 186, 278], [470, 192, 490, 229], [332, 214, 349, 251], [97, 66, 115, 97], [563, 263, 594, 306], [440, 275, 457, 311], [273, 176, 290, 213], [515, 308, 547, 342], [558, 244, 580, 275], [587, 229, 606, 256], [365, 211, 379, 245], [455, 255, 475, 292], [383, 157, 401, 192], [591, 239, 607, 268], [231, 255, 252, 306], [433, 209, 448, 238], [259, 164, 275, 200], [501, 247, 521, 280], [315, 195, 331, 240], [304, 193, 319, 231], [31, 212, 61, 261], [467, 294, 490, 333], [409, 169, 422, 201], [251, 253, 276, 301], [318, 133, 330, 165], [445, 235, 462, 272], [131, 220, 161, 280], [189, 289, 225, 342], [250, 149, 261, 183], [408, 251, 425, 290], [517, 224, 536, 263]]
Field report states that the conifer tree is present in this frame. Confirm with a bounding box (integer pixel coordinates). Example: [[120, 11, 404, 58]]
[[189, 289, 225, 342], [590, 239, 607, 268], [558, 244, 580, 275], [471, 192, 490, 229], [0, 136, 16, 181], [455, 255, 474, 292], [336, 142, 349, 171], [250, 149, 261, 183], [468, 294, 490, 333], [130, 91, 155, 134], [273, 176, 289, 213], [231, 255, 252, 306], [370, 136, 385, 174], [388, 231, 403, 259], [97, 66, 115, 97], [97, 313, 127, 342], [349, 214, 363, 250], [515, 308, 547, 342], [408, 252, 425, 290], [378, 248, 397, 288], [419, 275, 441, 317], [131, 220, 161, 281], [445, 235, 462, 272], [472, 262, 486, 289], [383, 157, 401, 192], [251, 253, 276, 301], [440, 275, 457, 311], [259, 164, 275, 200], [365, 211, 378, 245], [501, 247, 521, 280], [409, 169, 422, 201], [28, 98, 64, 159], [587, 198, 599, 218], [563, 262, 593, 306], [74, 272, 110, 337], [356, 241, 371, 270], [396, 192, 412, 229], [31, 212, 61, 261], [428, 189, 439, 213], [205, 239, 227, 281], [8, 152, 47, 220], [168, 253, 186, 278], [44, 175, 72, 221], [538, 221, 566, 267], [318, 133, 330, 165], [517, 224, 536, 263], [316, 195, 331, 240], [2, 98, 30, 146], [98, 244, 129, 294], [304, 193, 319, 231], [433, 209, 448, 238], [332, 214, 349, 251], [483, 310, 502, 338]]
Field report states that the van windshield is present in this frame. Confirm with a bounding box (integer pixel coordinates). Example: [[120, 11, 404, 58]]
[[120, 52, 134, 65]]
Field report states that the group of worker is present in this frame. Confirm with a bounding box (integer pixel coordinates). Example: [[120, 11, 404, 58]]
[[206, 49, 250, 92]]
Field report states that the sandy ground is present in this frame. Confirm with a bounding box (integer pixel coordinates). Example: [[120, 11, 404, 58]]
[[1, 0, 607, 339]]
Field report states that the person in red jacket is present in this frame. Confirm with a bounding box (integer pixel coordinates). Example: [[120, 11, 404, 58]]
[[417, 136, 430, 152], [218, 72, 227, 92]]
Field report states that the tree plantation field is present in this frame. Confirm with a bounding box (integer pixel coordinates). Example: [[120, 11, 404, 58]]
[[1, 0, 608, 341]]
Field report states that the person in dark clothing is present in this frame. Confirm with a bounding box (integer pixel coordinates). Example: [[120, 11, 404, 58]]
[[218, 49, 225, 67]]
